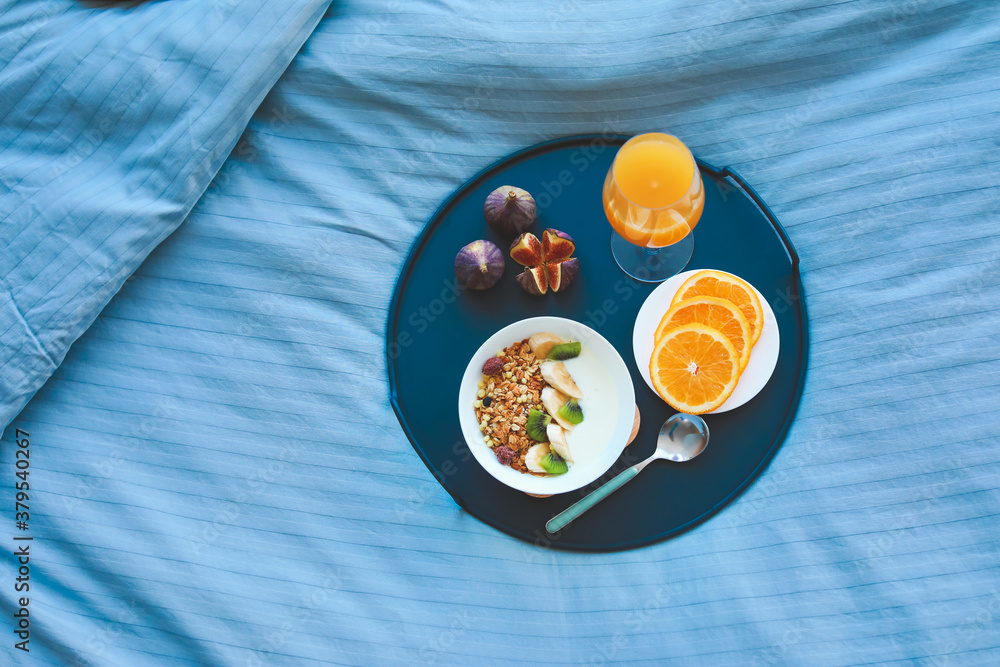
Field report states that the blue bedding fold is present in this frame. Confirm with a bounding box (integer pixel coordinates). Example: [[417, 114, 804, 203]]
[[0, 0, 333, 432], [2, 1, 999, 665]]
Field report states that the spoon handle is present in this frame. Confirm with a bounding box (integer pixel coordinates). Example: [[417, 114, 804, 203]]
[[546, 465, 640, 533]]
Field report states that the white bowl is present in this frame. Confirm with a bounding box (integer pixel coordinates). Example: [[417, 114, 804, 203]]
[[458, 316, 636, 495], [632, 269, 780, 413]]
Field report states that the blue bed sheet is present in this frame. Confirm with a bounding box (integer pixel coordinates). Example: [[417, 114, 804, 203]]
[[0, 0, 333, 430], [2, 0, 999, 665]]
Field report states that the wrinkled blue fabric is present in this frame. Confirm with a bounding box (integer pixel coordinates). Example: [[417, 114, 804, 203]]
[[2, 1, 999, 665], [0, 0, 333, 431]]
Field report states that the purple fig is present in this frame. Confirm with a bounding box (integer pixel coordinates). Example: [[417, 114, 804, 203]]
[[546, 257, 579, 292], [541, 228, 575, 262], [455, 240, 504, 290], [509, 232, 544, 267], [484, 185, 536, 236], [516, 267, 548, 295], [510, 227, 579, 295]]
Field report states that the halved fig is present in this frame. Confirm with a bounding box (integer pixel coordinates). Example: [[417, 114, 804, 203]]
[[546, 257, 579, 292], [510, 233, 544, 266], [516, 266, 548, 295], [541, 229, 575, 262], [509, 229, 580, 295]]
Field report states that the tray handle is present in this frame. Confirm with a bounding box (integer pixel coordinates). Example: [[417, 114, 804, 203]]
[[695, 159, 798, 271], [728, 167, 797, 270]]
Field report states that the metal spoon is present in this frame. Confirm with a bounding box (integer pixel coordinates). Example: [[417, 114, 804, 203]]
[[545, 413, 710, 534]]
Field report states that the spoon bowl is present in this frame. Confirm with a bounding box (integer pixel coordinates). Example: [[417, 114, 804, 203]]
[[654, 413, 709, 463]]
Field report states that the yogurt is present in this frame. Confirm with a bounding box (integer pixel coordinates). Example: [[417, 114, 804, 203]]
[[560, 346, 619, 469]]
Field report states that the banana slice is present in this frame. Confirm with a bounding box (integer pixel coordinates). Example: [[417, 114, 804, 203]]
[[541, 387, 575, 431], [525, 442, 568, 475], [546, 423, 573, 464], [540, 360, 583, 398], [528, 333, 565, 360], [525, 443, 549, 474]]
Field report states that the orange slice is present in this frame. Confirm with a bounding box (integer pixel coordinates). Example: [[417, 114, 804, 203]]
[[654, 296, 752, 372], [611, 208, 654, 247], [672, 270, 764, 346], [649, 217, 691, 247], [650, 323, 740, 414], [618, 221, 653, 247]]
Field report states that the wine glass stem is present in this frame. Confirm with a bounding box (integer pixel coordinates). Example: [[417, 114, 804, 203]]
[[611, 230, 694, 283]]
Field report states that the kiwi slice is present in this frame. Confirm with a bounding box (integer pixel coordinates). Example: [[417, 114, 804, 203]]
[[547, 341, 581, 361], [526, 409, 552, 441], [539, 451, 568, 475], [557, 398, 584, 425]]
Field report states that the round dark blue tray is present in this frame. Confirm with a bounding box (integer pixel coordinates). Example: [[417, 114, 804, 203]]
[[387, 135, 807, 552]]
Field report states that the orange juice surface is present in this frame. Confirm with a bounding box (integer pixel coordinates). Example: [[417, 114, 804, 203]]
[[603, 133, 704, 247], [615, 138, 694, 208]]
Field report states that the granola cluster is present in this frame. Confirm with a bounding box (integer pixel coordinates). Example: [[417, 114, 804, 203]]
[[473, 340, 546, 474]]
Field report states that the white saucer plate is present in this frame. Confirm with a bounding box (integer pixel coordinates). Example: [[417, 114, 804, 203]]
[[632, 269, 779, 413]]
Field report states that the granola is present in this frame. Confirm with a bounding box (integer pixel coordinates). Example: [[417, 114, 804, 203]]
[[473, 339, 546, 474], [474, 333, 585, 476]]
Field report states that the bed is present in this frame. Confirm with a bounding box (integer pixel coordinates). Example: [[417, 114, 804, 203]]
[[2, 0, 999, 664]]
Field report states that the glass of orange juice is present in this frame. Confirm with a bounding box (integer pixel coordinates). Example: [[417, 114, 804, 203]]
[[603, 133, 704, 282]]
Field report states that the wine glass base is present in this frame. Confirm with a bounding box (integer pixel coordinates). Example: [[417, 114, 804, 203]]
[[611, 231, 694, 283]]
